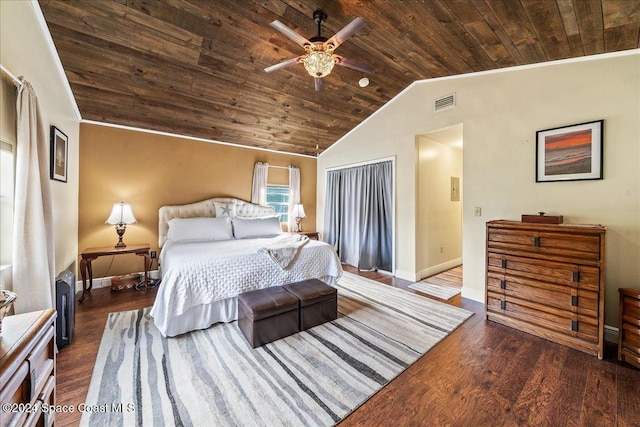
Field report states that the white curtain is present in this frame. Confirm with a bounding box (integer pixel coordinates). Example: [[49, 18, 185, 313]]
[[251, 162, 269, 205], [288, 166, 301, 232], [12, 81, 55, 314]]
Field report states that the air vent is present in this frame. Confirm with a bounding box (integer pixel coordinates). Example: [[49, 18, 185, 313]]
[[434, 93, 456, 112]]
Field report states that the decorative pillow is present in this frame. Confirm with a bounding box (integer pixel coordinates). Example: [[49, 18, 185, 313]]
[[213, 201, 237, 218], [232, 215, 283, 239], [167, 217, 233, 242]]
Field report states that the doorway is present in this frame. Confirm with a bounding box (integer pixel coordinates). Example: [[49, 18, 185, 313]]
[[416, 123, 463, 279]]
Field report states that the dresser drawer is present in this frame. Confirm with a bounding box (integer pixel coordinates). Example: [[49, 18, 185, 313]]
[[39, 376, 56, 427], [488, 254, 600, 292], [487, 293, 599, 343], [26, 326, 55, 402], [0, 362, 30, 427], [487, 228, 601, 262], [621, 323, 640, 353], [487, 273, 598, 318]]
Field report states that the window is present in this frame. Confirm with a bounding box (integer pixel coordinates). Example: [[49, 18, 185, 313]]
[[0, 139, 13, 267], [266, 185, 289, 224], [1, 75, 17, 285]]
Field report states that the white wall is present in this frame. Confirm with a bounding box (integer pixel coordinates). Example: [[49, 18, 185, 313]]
[[1, 1, 80, 278], [317, 51, 640, 327], [417, 135, 462, 278]]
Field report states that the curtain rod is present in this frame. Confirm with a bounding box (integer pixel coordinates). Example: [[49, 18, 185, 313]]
[[0, 64, 23, 86], [257, 162, 292, 170]]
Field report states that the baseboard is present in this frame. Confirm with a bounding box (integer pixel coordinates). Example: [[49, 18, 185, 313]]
[[417, 258, 462, 281], [461, 287, 484, 303], [395, 269, 418, 282], [75, 269, 160, 294], [604, 325, 619, 344]]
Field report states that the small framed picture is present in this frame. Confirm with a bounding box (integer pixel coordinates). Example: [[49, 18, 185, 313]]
[[50, 126, 68, 182], [536, 120, 603, 182]]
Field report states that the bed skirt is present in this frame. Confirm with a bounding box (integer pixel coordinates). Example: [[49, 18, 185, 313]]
[[153, 275, 338, 337]]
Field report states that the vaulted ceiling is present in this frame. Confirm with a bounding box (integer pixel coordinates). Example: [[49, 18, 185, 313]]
[[39, 1, 640, 156]]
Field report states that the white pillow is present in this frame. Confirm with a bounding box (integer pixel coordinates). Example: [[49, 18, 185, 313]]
[[167, 217, 233, 242], [232, 216, 283, 239], [214, 201, 237, 218]]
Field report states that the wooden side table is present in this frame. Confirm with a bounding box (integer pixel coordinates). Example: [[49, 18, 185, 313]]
[[618, 288, 640, 369], [79, 244, 150, 302], [296, 231, 319, 240]]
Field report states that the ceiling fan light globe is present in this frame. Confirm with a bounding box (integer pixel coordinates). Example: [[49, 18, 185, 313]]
[[302, 51, 335, 78]]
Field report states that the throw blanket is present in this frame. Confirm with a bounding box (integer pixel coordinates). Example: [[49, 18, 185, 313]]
[[258, 233, 309, 269]]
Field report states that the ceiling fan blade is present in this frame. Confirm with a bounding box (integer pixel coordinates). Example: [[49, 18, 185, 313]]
[[335, 56, 373, 73], [314, 77, 324, 91], [270, 20, 310, 47], [325, 17, 365, 49], [264, 56, 302, 73]]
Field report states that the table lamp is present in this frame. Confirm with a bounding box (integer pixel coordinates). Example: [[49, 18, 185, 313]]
[[292, 203, 306, 232], [105, 202, 137, 248]]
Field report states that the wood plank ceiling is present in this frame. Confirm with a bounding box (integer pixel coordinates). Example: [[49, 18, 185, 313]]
[[39, 0, 640, 156]]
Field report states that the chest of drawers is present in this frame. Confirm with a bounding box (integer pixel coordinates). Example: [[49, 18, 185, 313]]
[[0, 309, 56, 427], [618, 288, 640, 368], [485, 220, 606, 359]]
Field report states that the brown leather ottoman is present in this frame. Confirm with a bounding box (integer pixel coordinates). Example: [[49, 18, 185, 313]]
[[283, 279, 337, 331], [238, 286, 299, 348]]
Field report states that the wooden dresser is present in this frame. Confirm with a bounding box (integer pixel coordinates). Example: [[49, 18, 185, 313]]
[[0, 309, 56, 427], [618, 288, 640, 369], [485, 220, 606, 359]]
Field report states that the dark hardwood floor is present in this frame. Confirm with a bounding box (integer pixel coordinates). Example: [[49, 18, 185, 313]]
[[56, 268, 639, 427], [56, 286, 159, 426]]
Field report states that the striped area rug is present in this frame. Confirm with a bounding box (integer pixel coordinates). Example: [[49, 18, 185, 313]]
[[81, 272, 472, 427], [408, 281, 461, 300]]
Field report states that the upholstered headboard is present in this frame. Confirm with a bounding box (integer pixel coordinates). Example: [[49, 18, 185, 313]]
[[158, 197, 276, 248]]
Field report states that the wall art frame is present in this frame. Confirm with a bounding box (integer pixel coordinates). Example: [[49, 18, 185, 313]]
[[536, 120, 603, 183], [50, 125, 68, 182]]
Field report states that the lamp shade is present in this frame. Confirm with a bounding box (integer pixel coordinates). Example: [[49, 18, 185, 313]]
[[105, 202, 137, 225], [292, 203, 306, 218], [302, 51, 335, 78]]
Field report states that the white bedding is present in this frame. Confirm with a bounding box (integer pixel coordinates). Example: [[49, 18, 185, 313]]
[[150, 236, 343, 336]]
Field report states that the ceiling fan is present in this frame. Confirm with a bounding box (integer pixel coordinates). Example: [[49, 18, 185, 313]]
[[264, 9, 373, 91]]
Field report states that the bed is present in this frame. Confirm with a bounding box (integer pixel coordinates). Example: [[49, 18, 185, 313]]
[[149, 197, 343, 337]]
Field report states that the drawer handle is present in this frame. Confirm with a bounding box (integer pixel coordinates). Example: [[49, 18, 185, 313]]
[[571, 295, 578, 306], [500, 280, 506, 289], [533, 236, 541, 247], [572, 270, 580, 282], [571, 320, 578, 332], [500, 300, 506, 310], [501, 259, 507, 268]]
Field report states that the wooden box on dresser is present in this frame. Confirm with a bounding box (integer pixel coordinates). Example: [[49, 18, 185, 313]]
[[485, 220, 606, 359], [0, 309, 56, 427], [618, 288, 640, 369]]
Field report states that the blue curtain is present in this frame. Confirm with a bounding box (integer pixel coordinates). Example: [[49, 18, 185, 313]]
[[324, 161, 392, 271]]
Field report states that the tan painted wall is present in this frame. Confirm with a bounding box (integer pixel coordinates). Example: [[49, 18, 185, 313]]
[[79, 123, 317, 278]]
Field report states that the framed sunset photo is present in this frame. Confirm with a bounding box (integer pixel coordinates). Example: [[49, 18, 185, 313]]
[[536, 120, 603, 182]]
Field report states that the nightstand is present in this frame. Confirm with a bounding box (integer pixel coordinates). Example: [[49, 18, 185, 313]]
[[79, 244, 150, 302], [296, 231, 319, 240]]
